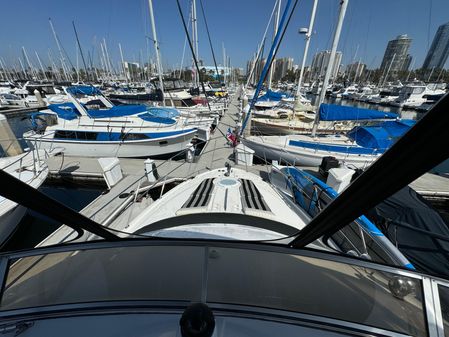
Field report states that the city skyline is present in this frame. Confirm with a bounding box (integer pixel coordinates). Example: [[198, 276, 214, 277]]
[[0, 0, 448, 72]]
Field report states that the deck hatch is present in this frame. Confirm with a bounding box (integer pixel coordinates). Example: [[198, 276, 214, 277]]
[[240, 179, 270, 211], [182, 178, 214, 208]]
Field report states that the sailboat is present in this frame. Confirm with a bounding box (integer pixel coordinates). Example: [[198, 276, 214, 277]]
[[250, 103, 396, 135], [245, 104, 410, 167]]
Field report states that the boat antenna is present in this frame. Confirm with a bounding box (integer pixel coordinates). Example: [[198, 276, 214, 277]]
[[290, 92, 449, 248], [176, 0, 211, 111], [198, 0, 220, 83]]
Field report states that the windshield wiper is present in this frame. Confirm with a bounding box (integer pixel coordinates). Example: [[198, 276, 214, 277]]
[[290, 92, 449, 248], [0, 169, 119, 241]]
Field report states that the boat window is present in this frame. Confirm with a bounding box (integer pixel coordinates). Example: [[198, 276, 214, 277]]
[[54, 130, 98, 140], [54, 130, 77, 139], [181, 98, 196, 107], [76, 131, 99, 140], [412, 87, 425, 94], [121, 133, 149, 140], [0, 244, 428, 337], [438, 285, 449, 337]]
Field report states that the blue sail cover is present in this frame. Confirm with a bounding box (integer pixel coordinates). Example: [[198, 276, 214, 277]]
[[347, 120, 415, 150], [257, 89, 292, 102], [87, 105, 147, 118], [66, 86, 103, 96], [319, 104, 398, 121]]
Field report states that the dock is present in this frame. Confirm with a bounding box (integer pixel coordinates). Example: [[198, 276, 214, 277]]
[[0, 106, 44, 117]]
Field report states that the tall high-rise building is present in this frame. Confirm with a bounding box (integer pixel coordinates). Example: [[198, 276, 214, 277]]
[[345, 61, 366, 81], [273, 57, 294, 81], [423, 22, 449, 70], [379, 35, 412, 77], [246, 58, 266, 85], [310, 50, 342, 81]]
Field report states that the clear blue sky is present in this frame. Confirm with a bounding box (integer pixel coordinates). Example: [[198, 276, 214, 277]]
[[0, 0, 448, 71]]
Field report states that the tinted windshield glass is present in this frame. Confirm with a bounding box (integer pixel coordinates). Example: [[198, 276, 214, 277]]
[[0, 244, 428, 336]]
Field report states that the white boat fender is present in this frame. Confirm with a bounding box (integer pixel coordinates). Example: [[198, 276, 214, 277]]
[[186, 143, 195, 163]]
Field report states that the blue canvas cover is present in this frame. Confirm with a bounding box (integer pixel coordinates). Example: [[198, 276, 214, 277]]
[[66, 86, 103, 96], [257, 89, 292, 102], [319, 104, 398, 121], [138, 113, 176, 125], [146, 107, 180, 118], [87, 105, 147, 118], [282, 167, 384, 237], [347, 120, 415, 150], [47, 103, 80, 120]]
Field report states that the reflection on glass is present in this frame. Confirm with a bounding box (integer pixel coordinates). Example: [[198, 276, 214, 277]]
[[207, 248, 427, 336], [0, 246, 428, 337], [439, 285, 449, 337]]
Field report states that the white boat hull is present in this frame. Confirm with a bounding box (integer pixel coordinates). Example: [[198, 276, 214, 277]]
[[0, 205, 27, 246], [25, 130, 198, 158], [0, 152, 49, 245], [243, 136, 379, 168]]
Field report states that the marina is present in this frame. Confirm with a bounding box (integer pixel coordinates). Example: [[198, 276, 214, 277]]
[[1, 0, 449, 336]]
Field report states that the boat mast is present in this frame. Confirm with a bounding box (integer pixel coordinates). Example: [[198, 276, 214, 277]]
[[311, 0, 349, 137], [18, 58, 27, 80], [35, 51, 48, 81], [103, 39, 115, 80], [72, 21, 90, 82], [99, 42, 109, 81], [148, 0, 166, 105], [47, 49, 59, 81], [405, 59, 415, 82], [119, 43, 128, 84], [190, 0, 197, 88], [22, 47, 37, 80], [294, 0, 318, 109], [76, 41, 80, 82], [244, 0, 278, 89], [382, 53, 396, 86], [222, 43, 226, 85], [267, 0, 281, 90], [49, 18, 70, 81], [192, 0, 199, 87]]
